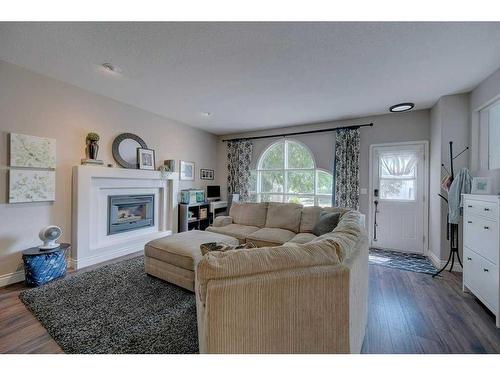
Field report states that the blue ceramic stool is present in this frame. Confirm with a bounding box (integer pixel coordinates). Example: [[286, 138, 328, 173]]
[[22, 243, 70, 287]]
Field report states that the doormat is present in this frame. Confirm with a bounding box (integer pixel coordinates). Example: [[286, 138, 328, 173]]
[[369, 247, 437, 275]]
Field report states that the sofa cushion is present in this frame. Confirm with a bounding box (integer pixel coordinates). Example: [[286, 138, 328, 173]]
[[287, 232, 318, 244], [206, 224, 260, 244], [300, 206, 350, 233], [246, 227, 296, 247], [229, 202, 268, 228], [144, 230, 239, 270], [265, 202, 303, 232], [312, 212, 341, 236], [299, 206, 323, 233]]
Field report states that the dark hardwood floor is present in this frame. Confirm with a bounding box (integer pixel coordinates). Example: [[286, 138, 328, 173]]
[[1, 261, 499, 354]]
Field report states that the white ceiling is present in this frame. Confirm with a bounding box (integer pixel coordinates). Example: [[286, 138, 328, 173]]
[[1, 22, 500, 135]]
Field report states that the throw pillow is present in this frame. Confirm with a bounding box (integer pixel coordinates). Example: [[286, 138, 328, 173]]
[[312, 212, 340, 236]]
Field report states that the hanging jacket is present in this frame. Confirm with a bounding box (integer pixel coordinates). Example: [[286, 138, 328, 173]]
[[448, 168, 472, 224]]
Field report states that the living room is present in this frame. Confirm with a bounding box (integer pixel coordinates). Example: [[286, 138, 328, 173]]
[[1, 1, 500, 372]]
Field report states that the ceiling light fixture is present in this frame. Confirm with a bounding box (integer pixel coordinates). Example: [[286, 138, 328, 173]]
[[389, 102, 414, 113], [101, 63, 122, 75]]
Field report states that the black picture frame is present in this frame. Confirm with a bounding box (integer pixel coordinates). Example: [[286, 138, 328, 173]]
[[200, 168, 214, 180], [137, 148, 156, 170]]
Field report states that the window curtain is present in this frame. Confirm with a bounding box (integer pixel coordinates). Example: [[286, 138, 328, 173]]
[[227, 140, 253, 202], [380, 152, 418, 177], [333, 128, 360, 210]]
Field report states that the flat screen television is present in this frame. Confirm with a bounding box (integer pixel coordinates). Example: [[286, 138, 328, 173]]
[[207, 185, 221, 200]]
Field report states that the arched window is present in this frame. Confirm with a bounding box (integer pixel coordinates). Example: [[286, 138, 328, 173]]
[[249, 139, 333, 207]]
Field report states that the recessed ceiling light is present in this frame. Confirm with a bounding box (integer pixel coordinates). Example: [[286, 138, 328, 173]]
[[101, 63, 122, 75], [202, 112, 212, 117], [389, 102, 414, 112]]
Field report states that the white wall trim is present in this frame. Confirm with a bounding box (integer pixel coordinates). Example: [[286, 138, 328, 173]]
[[368, 140, 430, 256], [428, 250, 463, 273], [0, 270, 24, 287]]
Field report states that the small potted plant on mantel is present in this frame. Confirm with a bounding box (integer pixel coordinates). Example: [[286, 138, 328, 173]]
[[81, 132, 104, 166]]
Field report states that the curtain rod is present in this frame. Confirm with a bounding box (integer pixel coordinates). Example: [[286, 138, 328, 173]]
[[221, 123, 373, 142]]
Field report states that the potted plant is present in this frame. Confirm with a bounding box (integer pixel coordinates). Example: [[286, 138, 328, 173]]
[[86, 132, 100, 160]]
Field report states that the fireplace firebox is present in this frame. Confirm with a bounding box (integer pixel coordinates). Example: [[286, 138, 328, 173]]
[[108, 194, 154, 235]]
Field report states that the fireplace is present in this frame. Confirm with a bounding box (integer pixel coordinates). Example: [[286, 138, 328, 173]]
[[108, 194, 154, 235]]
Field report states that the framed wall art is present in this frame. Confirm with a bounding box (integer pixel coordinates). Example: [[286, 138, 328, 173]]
[[200, 168, 214, 180], [9, 169, 56, 203], [180, 160, 195, 181], [10, 133, 56, 168], [137, 148, 156, 170]]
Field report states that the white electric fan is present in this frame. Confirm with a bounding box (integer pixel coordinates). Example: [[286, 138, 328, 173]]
[[39, 225, 62, 250]]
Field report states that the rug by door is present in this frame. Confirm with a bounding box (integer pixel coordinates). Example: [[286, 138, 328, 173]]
[[19, 256, 198, 354], [369, 248, 438, 275]]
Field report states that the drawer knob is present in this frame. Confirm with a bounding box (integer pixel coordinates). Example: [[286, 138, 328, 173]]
[[467, 257, 472, 261], [483, 268, 489, 272], [484, 226, 489, 230]]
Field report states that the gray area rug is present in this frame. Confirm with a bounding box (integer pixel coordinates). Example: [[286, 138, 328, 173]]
[[19, 256, 198, 354], [369, 247, 438, 275]]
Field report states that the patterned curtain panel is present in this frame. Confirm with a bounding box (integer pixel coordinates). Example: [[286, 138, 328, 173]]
[[333, 128, 360, 210], [227, 140, 253, 201]]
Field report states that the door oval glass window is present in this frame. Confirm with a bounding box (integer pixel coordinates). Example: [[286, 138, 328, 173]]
[[379, 152, 418, 201]]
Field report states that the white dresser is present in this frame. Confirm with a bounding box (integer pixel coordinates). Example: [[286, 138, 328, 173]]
[[462, 194, 500, 328]]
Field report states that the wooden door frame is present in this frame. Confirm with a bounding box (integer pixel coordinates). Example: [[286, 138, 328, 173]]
[[368, 141, 429, 255]]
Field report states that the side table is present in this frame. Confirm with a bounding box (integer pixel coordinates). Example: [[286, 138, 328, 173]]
[[22, 243, 71, 287]]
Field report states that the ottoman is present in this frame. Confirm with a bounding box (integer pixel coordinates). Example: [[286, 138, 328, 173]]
[[144, 230, 239, 291]]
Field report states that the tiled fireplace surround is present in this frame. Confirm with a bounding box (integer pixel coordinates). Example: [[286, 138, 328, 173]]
[[71, 166, 179, 269]]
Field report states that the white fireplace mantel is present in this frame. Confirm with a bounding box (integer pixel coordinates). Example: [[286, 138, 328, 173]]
[[71, 166, 179, 269]]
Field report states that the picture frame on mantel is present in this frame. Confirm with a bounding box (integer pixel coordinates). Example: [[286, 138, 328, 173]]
[[180, 160, 195, 180], [137, 148, 155, 170]]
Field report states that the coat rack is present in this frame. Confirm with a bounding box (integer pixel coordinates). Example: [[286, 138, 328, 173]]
[[432, 141, 469, 278]]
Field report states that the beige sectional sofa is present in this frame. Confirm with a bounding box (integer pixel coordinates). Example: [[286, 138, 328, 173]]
[[145, 201, 368, 353]]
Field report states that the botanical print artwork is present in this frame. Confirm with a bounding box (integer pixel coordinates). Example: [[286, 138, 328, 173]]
[[10, 133, 56, 168], [9, 169, 56, 203]]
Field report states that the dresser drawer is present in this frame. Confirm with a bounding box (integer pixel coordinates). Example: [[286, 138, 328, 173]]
[[464, 215, 499, 265], [465, 200, 498, 221], [464, 247, 499, 312]]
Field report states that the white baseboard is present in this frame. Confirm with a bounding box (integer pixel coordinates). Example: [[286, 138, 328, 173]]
[[428, 250, 463, 273], [0, 270, 25, 287], [70, 242, 147, 270]]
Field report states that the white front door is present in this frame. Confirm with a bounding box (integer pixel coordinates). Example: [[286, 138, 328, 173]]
[[370, 143, 426, 254]]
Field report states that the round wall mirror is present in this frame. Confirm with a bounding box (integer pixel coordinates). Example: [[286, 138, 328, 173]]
[[112, 133, 147, 169]]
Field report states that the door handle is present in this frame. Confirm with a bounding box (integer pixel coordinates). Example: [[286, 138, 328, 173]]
[[484, 208, 490, 211], [467, 221, 472, 224], [484, 226, 489, 230], [483, 268, 489, 272], [467, 205, 473, 208], [467, 257, 472, 261]]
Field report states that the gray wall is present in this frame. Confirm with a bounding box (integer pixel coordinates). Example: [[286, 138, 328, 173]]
[[470, 66, 500, 186], [217, 110, 430, 229], [0, 60, 218, 281], [428, 94, 470, 263]]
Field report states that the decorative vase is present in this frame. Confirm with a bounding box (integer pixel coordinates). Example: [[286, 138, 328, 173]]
[[87, 141, 99, 160]]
